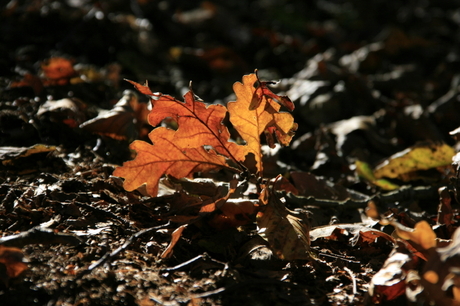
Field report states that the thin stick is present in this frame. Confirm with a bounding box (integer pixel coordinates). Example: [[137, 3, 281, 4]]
[[344, 266, 357, 299]]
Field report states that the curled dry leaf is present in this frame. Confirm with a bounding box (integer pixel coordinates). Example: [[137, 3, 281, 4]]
[[368, 241, 421, 303], [80, 90, 143, 141], [310, 223, 396, 246], [256, 184, 310, 261], [161, 224, 187, 259]]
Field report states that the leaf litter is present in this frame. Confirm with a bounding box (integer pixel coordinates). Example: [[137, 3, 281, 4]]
[[4, 1, 460, 305]]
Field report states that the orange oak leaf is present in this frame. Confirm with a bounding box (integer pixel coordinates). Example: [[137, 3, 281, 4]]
[[228, 72, 297, 175], [126, 80, 247, 164], [113, 127, 235, 196], [116, 72, 297, 197]]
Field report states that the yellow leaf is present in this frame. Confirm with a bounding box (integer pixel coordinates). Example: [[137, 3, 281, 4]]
[[374, 142, 455, 180], [228, 72, 296, 175], [393, 220, 437, 250], [355, 160, 399, 190]]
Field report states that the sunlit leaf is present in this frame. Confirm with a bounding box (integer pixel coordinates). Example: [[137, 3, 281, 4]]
[[160, 224, 187, 259], [127, 79, 247, 162], [228, 72, 297, 175], [392, 220, 437, 250], [355, 160, 400, 190], [373, 142, 455, 180], [116, 72, 296, 197], [113, 128, 234, 196]]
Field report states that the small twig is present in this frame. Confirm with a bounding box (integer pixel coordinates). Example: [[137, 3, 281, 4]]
[[77, 222, 170, 279], [0, 225, 82, 248], [191, 286, 226, 299], [317, 252, 361, 264], [161, 253, 226, 272], [344, 266, 357, 300]]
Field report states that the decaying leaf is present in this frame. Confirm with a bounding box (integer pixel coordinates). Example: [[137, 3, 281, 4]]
[[0, 245, 28, 286], [80, 90, 144, 141], [373, 142, 455, 180], [256, 182, 310, 261], [161, 224, 187, 259], [0, 144, 56, 166]]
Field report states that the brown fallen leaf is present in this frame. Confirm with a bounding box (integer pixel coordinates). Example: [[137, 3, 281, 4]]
[[207, 199, 259, 230], [80, 90, 145, 141], [256, 180, 311, 261], [0, 144, 56, 166], [161, 224, 187, 259], [0, 245, 28, 286], [392, 220, 437, 251], [368, 241, 420, 303], [37, 98, 87, 128]]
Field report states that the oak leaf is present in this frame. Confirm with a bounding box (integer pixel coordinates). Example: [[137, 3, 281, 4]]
[[115, 72, 297, 197], [126, 80, 247, 161], [113, 128, 233, 196], [228, 72, 297, 175]]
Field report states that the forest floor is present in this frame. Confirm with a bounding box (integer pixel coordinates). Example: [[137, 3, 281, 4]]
[[2, 1, 460, 305]]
